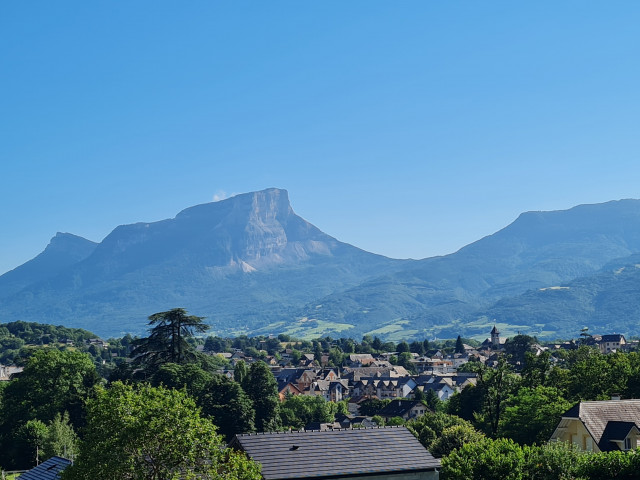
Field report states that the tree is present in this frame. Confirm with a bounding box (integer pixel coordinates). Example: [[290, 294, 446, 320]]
[[424, 388, 440, 411], [279, 395, 333, 430], [410, 341, 425, 356], [498, 386, 572, 445], [242, 361, 281, 432], [199, 375, 255, 440], [521, 350, 552, 389], [455, 336, 465, 354], [0, 349, 100, 469], [429, 423, 485, 458], [43, 412, 78, 461], [151, 363, 213, 397], [396, 341, 410, 353], [396, 351, 417, 374], [441, 437, 528, 480], [566, 345, 610, 401], [62, 382, 261, 480], [234, 360, 249, 385], [407, 412, 469, 451], [503, 335, 536, 367], [468, 358, 520, 436], [130, 308, 209, 373], [20, 420, 48, 466], [358, 398, 391, 416]]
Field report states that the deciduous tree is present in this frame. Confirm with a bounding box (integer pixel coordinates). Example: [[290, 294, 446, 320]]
[[62, 382, 260, 480]]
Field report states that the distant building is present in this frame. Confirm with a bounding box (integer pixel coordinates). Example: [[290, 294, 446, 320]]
[[481, 325, 506, 350], [378, 399, 428, 421], [598, 334, 626, 354]]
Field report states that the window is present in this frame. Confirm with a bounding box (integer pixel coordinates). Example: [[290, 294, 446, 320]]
[[585, 437, 593, 451], [625, 437, 632, 450]]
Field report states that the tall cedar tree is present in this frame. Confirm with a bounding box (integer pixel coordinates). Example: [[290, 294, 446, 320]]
[[131, 308, 209, 371]]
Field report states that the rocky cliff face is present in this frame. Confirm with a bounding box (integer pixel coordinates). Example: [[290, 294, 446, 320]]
[[0, 188, 403, 336]]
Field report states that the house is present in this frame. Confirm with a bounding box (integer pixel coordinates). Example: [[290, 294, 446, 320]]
[[278, 381, 304, 401], [230, 427, 440, 480], [18, 456, 71, 479], [550, 399, 640, 452], [347, 354, 376, 367], [0, 364, 23, 381], [418, 382, 455, 401], [598, 334, 626, 354], [378, 399, 428, 421]]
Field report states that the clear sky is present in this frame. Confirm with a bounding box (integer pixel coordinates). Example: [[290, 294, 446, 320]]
[[1, 1, 639, 275]]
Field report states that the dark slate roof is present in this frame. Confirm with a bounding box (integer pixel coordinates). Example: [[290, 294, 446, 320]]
[[377, 400, 421, 418], [232, 427, 440, 480], [561, 399, 640, 449], [600, 334, 625, 343], [18, 456, 71, 480], [599, 421, 639, 451]]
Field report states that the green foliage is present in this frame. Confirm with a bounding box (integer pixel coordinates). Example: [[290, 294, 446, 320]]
[[358, 398, 391, 416], [424, 388, 441, 410], [4, 349, 100, 425], [199, 375, 255, 440], [19, 420, 48, 466], [151, 363, 213, 396], [43, 412, 78, 461], [0, 349, 99, 468], [441, 437, 528, 480], [498, 386, 572, 445], [407, 411, 471, 452], [395, 351, 417, 374], [468, 358, 520, 436], [130, 308, 209, 374], [455, 336, 464, 354], [242, 361, 280, 432], [62, 382, 261, 480], [526, 441, 584, 480], [396, 341, 410, 353], [429, 423, 485, 458], [279, 395, 333, 430], [503, 335, 537, 367], [385, 416, 406, 426], [575, 449, 640, 480], [150, 363, 254, 439]]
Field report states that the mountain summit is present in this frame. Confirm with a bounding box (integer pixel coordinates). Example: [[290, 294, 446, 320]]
[[0, 188, 403, 336]]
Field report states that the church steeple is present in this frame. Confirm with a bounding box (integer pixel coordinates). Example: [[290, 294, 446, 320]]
[[490, 325, 500, 347]]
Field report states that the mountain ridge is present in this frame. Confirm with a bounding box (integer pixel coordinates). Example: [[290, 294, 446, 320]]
[[2, 191, 640, 340]]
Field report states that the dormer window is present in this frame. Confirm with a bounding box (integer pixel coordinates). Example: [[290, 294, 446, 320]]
[[625, 437, 632, 450]]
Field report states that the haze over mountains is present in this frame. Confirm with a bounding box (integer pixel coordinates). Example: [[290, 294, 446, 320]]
[[2, 188, 640, 340]]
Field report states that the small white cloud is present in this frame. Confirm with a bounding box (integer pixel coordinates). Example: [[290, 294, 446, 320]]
[[212, 190, 228, 202]]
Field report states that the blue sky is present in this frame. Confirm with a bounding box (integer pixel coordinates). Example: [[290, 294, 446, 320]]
[[1, 1, 639, 275]]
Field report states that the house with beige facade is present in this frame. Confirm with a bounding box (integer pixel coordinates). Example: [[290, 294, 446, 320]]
[[550, 399, 640, 452]]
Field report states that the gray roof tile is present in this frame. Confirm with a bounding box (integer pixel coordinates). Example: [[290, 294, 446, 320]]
[[232, 427, 440, 480]]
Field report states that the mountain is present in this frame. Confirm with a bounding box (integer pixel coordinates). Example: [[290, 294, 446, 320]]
[[0, 233, 97, 299], [0, 189, 406, 337], [3, 192, 640, 340], [299, 199, 640, 340], [478, 253, 640, 339]]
